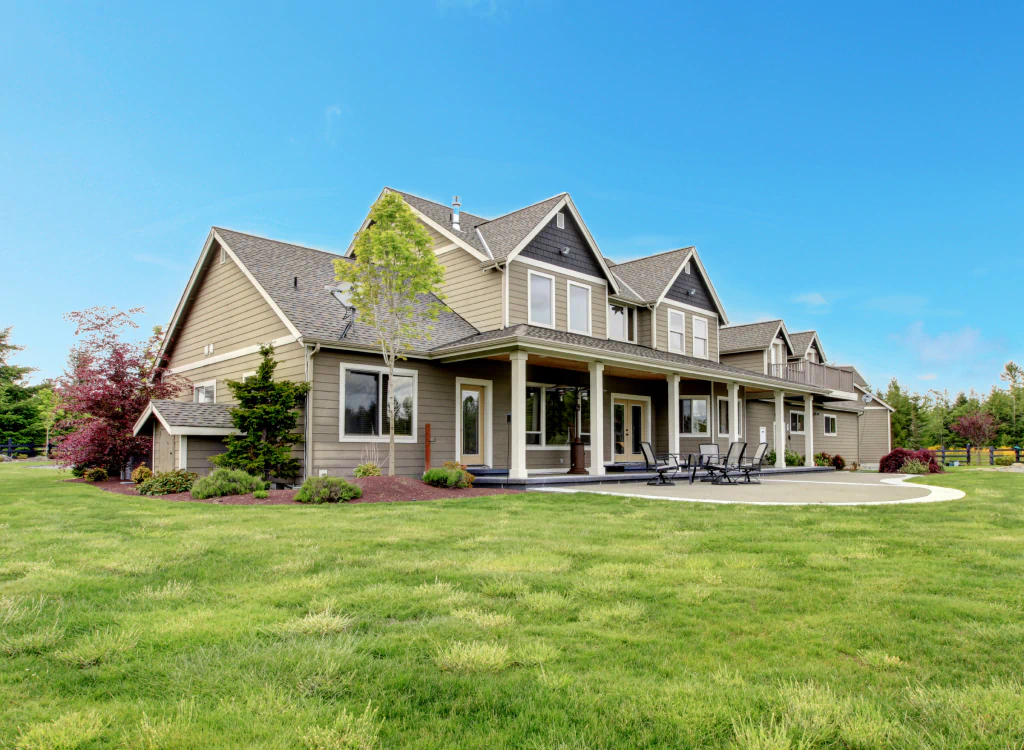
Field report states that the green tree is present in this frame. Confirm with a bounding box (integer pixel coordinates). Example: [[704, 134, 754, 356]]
[[333, 192, 446, 476], [0, 326, 45, 445], [211, 345, 310, 481], [1000, 361, 1022, 438]]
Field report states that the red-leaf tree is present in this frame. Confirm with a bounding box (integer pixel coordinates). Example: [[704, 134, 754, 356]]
[[950, 411, 1000, 448], [54, 306, 189, 473]]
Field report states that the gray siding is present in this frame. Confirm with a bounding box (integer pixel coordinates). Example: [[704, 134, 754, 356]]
[[186, 437, 228, 477], [437, 244, 503, 332], [788, 408, 859, 464], [519, 211, 609, 281], [720, 350, 766, 375], [636, 306, 653, 348], [860, 408, 892, 466], [654, 304, 720, 361], [507, 260, 607, 338], [664, 259, 717, 315]]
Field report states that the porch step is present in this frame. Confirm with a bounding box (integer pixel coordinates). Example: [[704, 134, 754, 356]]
[[472, 465, 836, 488]]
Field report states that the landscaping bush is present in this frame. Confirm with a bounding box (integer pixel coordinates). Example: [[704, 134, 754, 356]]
[[995, 456, 1014, 467], [82, 467, 108, 483], [423, 468, 464, 488], [765, 448, 804, 467], [253, 489, 269, 499], [901, 459, 930, 475], [831, 454, 846, 470], [190, 468, 267, 500], [879, 447, 942, 474], [295, 475, 362, 504], [353, 462, 382, 478], [70, 465, 87, 478], [130, 465, 153, 484], [137, 470, 197, 496], [814, 452, 832, 467], [443, 460, 475, 487]]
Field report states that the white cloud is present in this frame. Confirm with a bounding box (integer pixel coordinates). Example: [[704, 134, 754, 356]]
[[793, 292, 827, 307], [894, 321, 991, 365]]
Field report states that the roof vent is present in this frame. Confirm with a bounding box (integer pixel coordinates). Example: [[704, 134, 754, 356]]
[[452, 196, 461, 231]]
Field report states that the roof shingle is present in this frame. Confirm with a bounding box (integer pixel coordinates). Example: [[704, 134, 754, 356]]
[[719, 320, 787, 353], [150, 400, 235, 429]]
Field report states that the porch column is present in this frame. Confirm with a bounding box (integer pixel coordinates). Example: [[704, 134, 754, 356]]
[[728, 382, 740, 443], [509, 351, 529, 480], [667, 373, 680, 457], [804, 393, 815, 467], [588, 361, 605, 476], [774, 390, 786, 468]]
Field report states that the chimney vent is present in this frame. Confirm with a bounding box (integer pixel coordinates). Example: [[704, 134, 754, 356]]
[[452, 196, 461, 231]]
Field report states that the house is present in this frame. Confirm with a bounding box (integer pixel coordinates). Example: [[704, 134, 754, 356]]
[[720, 322, 893, 467], [134, 188, 891, 481]]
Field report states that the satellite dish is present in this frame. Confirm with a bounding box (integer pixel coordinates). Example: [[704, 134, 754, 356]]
[[862, 393, 873, 404]]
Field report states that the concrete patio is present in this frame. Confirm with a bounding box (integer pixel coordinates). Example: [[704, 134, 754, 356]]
[[537, 471, 965, 506]]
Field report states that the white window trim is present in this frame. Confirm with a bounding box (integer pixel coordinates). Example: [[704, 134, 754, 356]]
[[525, 382, 592, 451], [455, 377, 493, 467], [678, 396, 711, 437], [527, 269, 556, 329], [823, 413, 838, 437], [692, 315, 710, 360], [607, 303, 636, 344], [668, 309, 686, 354], [242, 371, 256, 382], [566, 280, 592, 336], [716, 396, 731, 437], [193, 380, 216, 404], [556, 212, 565, 229], [339, 363, 418, 443], [789, 409, 806, 435], [610, 393, 653, 459], [220, 247, 227, 265]]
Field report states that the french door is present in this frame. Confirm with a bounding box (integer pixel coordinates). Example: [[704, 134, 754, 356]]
[[612, 398, 647, 463], [459, 385, 484, 465]]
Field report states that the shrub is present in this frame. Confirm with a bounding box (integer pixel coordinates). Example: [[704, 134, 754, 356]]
[[137, 469, 197, 496], [130, 465, 153, 484], [253, 489, 269, 499], [353, 462, 382, 478], [82, 467, 108, 483], [70, 465, 87, 478], [765, 448, 804, 467], [995, 456, 1014, 467], [443, 460, 475, 487], [423, 468, 465, 488], [295, 475, 362, 504], [814, 452, 832, 467], [191, 468, 267, 500], [901, 459, 930, 475], [831, 454, 846, 471], [879, 448, 942, 474]]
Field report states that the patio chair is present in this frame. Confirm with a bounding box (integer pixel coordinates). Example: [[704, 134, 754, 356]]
[[737, 442, 769, 484], [706, 441, 746, 484], [640, 441, 680, 486], [696, 443, 722, 482]]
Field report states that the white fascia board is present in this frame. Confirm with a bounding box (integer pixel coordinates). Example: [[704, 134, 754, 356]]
[[653, 248, 730, 326], [855, 382, 894, 411]]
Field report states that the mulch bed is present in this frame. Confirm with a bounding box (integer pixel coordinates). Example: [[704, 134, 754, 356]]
[[67, 476, 518, 506]]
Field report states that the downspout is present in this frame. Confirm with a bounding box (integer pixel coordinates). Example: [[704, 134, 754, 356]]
[[647, 303, 657, 349], [304, 342, 321, 480]]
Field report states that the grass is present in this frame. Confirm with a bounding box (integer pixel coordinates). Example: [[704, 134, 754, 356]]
[[1, 463, 1023, 747]]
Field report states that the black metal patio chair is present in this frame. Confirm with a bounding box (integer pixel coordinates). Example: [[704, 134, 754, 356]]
[[737, 442, 769, 484], [696, 443, 722, 482], [706, 441, 746, 484], [640, 441, 680, 486]]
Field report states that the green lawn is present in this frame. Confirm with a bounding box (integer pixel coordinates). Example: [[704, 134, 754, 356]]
[[2, 464, 1023, 749]]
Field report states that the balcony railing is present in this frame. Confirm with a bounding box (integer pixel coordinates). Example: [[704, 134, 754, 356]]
[[770, 361, 855, 393]]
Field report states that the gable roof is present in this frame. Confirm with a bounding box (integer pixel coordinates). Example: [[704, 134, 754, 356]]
[[720, 320, 793, 354], [607, 247, 729, 323], [475, 194, 566, 260], [132, 399, 237, 436], [789, 330, 826, 362]]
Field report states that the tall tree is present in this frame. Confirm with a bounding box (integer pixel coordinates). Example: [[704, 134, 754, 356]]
[[950, 411, 999, 452], [333, 192, 446, 476], [211, 344, 309, 481], [0, 326, 45, 445], [54, 307, 189, 473], [1000, 361, 1022, 436]]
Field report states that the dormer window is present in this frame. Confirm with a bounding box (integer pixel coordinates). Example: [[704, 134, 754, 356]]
[[556, 212, 565, 230], [528, 270, 555, 328], [608, 304, 635, 343]]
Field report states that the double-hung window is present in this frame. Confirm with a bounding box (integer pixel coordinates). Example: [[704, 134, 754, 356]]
[[668, 309, 685, 354], [528, 271, 555, 328], [608, 304, 635, 342], [340, 365, 417, 441], [692, 316, 709, 359], [567, 281, 591, 335], [679, 397, 709, 436], [193, 381, 216, 403], [526, 384, 590, 447], [789, 410, 805, 435], [823, 414, 837, 436]]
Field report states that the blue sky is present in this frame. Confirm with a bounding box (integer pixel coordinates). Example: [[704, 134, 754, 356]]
[[2, 1, 1021, 395]]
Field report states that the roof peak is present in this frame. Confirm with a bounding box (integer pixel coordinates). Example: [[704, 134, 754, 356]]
[[612, 246, 694, 267], [213, 227, 343, 258]]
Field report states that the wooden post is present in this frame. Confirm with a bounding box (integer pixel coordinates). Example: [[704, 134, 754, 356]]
[[424, 423, 431, 472], [966, 444, 972, 465], [5, 438, 10, 458], [990, 446, 995, 465]]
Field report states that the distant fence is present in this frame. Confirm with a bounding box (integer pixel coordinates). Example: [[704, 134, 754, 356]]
[[934, 446, 1021, 466], [2, 440, 55, 458]]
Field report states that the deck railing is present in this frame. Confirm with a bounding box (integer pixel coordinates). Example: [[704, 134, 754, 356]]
[[769, 361, 855, 393]]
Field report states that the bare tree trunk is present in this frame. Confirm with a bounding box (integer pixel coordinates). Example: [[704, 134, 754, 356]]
[[388, 356, 396, 477]]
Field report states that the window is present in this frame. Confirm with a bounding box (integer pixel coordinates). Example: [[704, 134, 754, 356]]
[[608, 304, 635, 342], [824, 414, 837, 436], [242, 371, 256, 382], [203, 343, 215, 357], [668, 310, 685, 354], [525, 386, 542, 445], [717, 396, 742, 437], [340, 365, 417, 441], [790, 410, 805, 434], [771, 340, 785, 365], [528, 271, 555, 328], [567, 282, 591, 335], [220, 247, 227, 265], [526, 385, 590, 448], [193, 381, 216, 403], [556, 212, 565, 229], [683, 261, 690, 275], [679, 397, 709, 435], [692, 316, 709, 359]]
